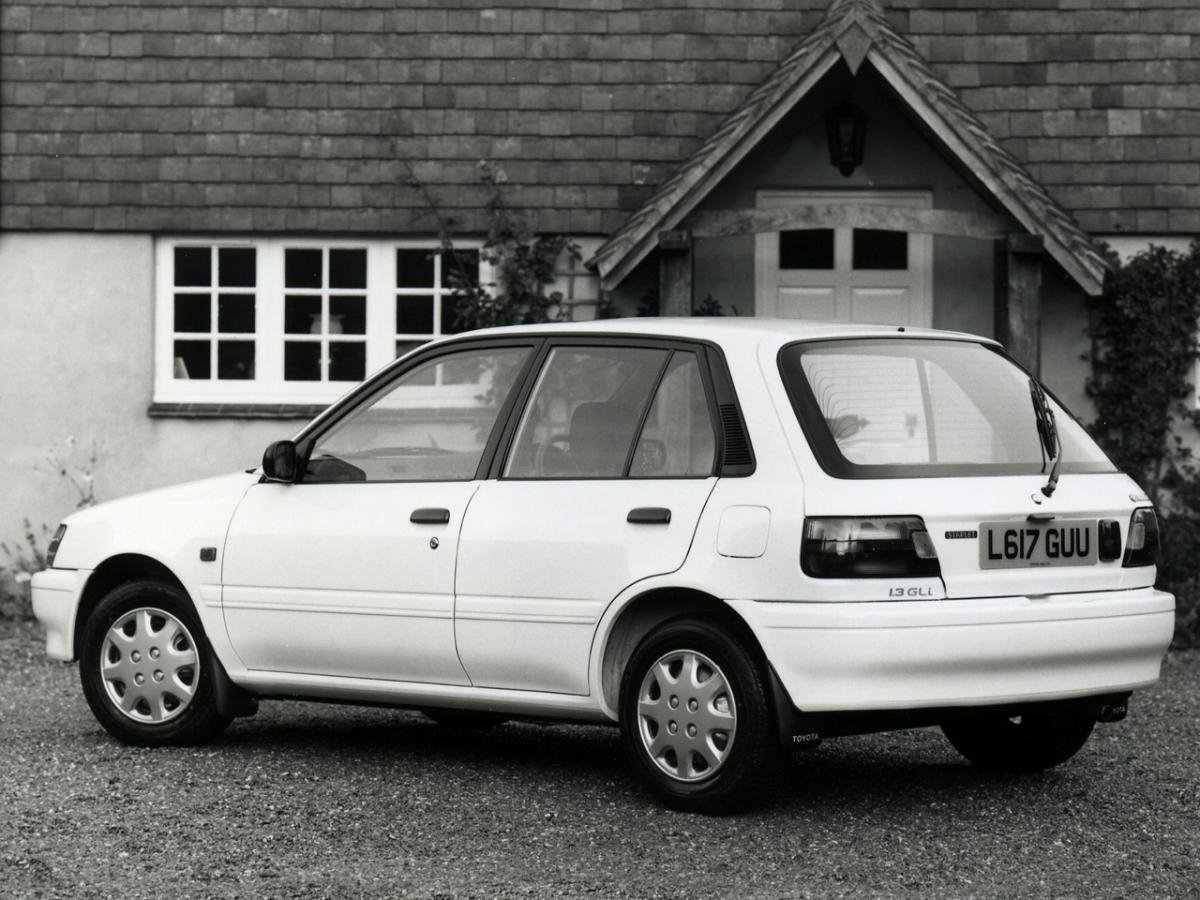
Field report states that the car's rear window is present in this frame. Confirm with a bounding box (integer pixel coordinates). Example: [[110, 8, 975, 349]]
[[778, 338, 1115, 479]]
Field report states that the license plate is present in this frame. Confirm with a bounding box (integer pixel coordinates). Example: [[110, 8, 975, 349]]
[[979, 520, 1098, 569]]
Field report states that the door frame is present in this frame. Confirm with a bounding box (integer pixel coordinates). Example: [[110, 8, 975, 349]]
[[753, 189, 934, 325]]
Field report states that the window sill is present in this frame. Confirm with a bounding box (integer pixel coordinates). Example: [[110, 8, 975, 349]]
[[147, 402, 328, 420]]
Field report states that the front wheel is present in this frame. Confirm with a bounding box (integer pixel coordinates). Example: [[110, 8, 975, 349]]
[[79, 580, 232, 746], [941, 710, 1095, 773], [619, 617, 782, 814]]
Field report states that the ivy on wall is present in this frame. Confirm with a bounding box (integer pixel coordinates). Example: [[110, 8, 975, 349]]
[[1086, 240, 1200, 647]]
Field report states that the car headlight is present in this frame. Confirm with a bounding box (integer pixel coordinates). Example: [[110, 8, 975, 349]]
[[46, 524, 67, 568]]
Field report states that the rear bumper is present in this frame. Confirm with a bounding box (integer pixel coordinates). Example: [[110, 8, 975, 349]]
[[729, 586, 1175, 713], [31, 568, 89, 661]]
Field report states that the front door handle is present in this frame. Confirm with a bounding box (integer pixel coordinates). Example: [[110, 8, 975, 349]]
[[628, 507, 671, 525], [410, 507, 451, 524]]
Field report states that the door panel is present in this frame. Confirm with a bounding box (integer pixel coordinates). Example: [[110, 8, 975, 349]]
[[455, 479, 716, 694], [222, 482, 475, 682], [779, 286, 837, 320], [849, 286, 913, 325]]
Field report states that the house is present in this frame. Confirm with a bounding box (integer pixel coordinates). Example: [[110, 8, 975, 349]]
[[2, 0, 1199, 538]]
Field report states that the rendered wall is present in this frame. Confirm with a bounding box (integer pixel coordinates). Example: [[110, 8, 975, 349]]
[[0, 233, 296, 548]]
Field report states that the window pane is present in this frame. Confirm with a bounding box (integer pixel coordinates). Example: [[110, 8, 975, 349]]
[[397, 295, 435, 334], [853, 229, 908, 270], [218, 293, 255, 333], [780, 339, 1114, 476], [304, 347, 531, 483], [173, 294, 210, 333], [330, 296, 366, 335], [285, 295, 322, 334], [173, 340, 210, 379], [329, 248, 366, 289], [285, 248, 323, 288], [441, 294, 468, 335], [328, 341, 366, 382], [174, 247, 211, 287], [779, 230, 834, 270], [284, 342, 321, 381], [631, 353, 715, 478], [396, 248, 435, 287], [396, 340, 427, 360], [218, 247, 256, 287], [442, 249, 480, 291], [505, 347, 669, 479], [217, 341, 255, 380]]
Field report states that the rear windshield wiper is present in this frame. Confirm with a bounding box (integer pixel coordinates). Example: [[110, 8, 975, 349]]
[[1029, 378, 1061, 497]]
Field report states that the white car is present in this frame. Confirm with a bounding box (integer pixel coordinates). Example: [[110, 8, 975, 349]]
[[32, 319, 1174, 813]]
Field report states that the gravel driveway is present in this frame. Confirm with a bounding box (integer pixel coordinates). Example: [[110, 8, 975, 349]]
[[2, 620, 1197, 900]]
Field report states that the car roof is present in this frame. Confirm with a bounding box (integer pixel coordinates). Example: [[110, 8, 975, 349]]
[[452, 317, 996, 348]]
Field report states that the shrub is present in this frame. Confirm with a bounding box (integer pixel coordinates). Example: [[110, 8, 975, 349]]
[[1087, 241, 1200, 648]]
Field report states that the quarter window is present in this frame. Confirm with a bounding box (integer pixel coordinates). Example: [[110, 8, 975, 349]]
[[631, 352, 717, 478]]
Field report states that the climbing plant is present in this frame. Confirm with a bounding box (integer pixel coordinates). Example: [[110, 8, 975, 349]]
[[401, 159, 579, 330], [1086, 240, 1200, 646]]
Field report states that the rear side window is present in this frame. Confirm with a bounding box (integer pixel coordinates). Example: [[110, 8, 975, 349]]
[[778, 338, 1115, 478], [504, 346, 717, 479]]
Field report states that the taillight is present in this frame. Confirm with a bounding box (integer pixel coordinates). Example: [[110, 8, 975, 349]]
[[1123, 508, 1159, 567], [802, 516, 940, 578]]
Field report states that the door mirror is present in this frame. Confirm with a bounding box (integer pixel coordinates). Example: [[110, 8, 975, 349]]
[[262, 440, 299, 483]]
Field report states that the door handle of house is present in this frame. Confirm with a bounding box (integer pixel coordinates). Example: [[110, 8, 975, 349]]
[[410, 508, 451, 525], [627, 507, 671, 525]]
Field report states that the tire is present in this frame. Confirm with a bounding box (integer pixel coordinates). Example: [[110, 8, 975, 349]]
[[619, 616, 782, 814], [422, 708, 508, 730], [941, 709, 1095, 773], [79, 579, 232, 746]]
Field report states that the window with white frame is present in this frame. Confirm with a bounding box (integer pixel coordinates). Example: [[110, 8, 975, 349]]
[[154, 238, 488, 406]]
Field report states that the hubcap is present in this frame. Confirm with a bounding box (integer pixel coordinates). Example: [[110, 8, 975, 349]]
[[100, 608, 199, 724], [636, 649, 737, 782]]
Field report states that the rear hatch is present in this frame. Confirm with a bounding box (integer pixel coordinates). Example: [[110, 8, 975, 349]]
[[778, 335, 1155, 598]]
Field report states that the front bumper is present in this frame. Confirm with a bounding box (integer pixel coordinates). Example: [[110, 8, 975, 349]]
[[729, 586, 1175, 713], [31, 568, 90, 661]]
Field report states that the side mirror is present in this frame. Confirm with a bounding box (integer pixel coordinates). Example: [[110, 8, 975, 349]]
[[261, 440, 299, 483]]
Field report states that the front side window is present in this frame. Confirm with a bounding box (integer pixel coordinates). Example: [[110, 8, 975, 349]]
[[303, 346, 530, 483], [779, 338, 1115, 478]]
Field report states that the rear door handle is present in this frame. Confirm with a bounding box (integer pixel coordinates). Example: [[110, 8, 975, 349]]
[[410, 507, 451, 524], [628, 507, 671, 525]]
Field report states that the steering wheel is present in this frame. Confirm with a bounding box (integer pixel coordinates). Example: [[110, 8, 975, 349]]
[[533, 434, 579, 477]]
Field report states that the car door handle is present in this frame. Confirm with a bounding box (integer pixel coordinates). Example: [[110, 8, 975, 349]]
[[627, 507, 671, 525], [410, 508, 451, 525]]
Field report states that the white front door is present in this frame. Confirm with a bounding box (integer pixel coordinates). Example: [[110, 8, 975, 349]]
[[221, 342, 535, 683], [755, 190, 933, 327], [455, 343, 720, 695]]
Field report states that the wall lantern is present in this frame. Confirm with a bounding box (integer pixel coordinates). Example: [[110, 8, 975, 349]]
[[825, 98, 869, 177]]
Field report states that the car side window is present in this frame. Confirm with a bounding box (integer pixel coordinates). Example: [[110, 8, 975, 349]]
[[303, 346, 530, 483], [630, 352, 717, 478], [504, 346, 669, 479]]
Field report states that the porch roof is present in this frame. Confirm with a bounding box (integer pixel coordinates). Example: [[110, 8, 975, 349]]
[[589, 0, 1109, 297]]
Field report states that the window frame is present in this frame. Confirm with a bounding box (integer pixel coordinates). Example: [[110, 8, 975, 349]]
[[492, 337, 724, 482], [153, 237, 488, 406]]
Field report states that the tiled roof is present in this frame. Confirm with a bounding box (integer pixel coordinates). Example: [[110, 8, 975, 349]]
[[591, 0, 1108, 294], [1, 1, 1198, 238]]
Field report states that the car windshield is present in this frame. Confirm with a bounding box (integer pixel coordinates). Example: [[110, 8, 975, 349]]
[[778, 338, 1115, 478]]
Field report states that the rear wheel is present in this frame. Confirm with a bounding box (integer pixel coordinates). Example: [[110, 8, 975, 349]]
[[619, 617, 782, 814], [79, 580, 231, 746], [941, 710, 1095, 773]]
